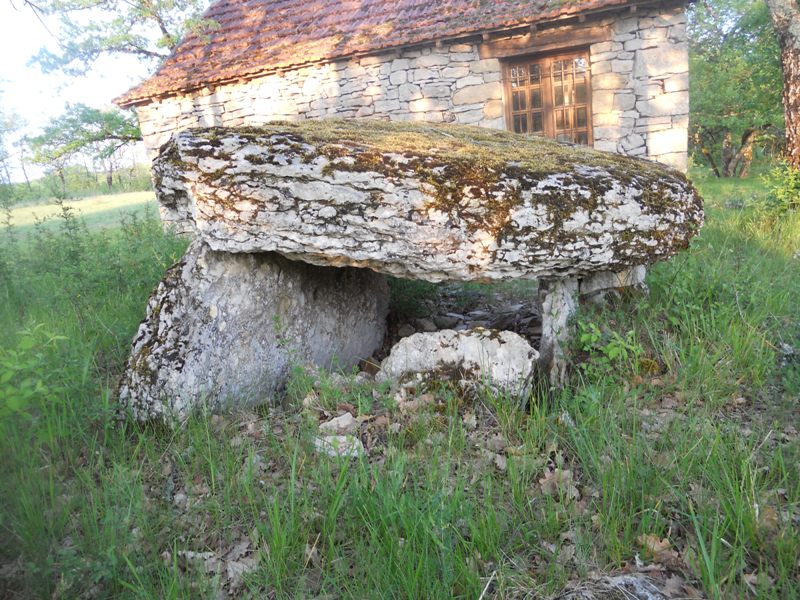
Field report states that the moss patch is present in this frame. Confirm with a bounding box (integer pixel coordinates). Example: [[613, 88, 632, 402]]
[[187, 119, 678, 180], [160, 120, 704, 271]]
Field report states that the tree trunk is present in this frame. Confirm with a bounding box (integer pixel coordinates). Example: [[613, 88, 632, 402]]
[[738, 144, 754, 178], [765, 0, 800, 169], [728, 128, 759, 177], [693, 127, 722, 177], [721, 132, 735, 176], [106, 161, 114, 192], [781, 45, 800, 168], [19, 150, 32, 191], [58, 168, 66, 199]]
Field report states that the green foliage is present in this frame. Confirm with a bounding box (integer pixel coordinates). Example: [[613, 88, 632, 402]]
[[28, 104, 141, 166], [576, 321, 644, 379], [0, 327, 65, 419], [689, 0, 784, 173], [4, 163, 154, 203], [0, 197, 186, 387], [763, 162, 800, 213], [0, 86, 24, 199], [690, 0, 783, 134], [26, 104, 142, 198], [730, 162, 800, 223], [29, 0, 215, 76], [0, 103, 16, 185]]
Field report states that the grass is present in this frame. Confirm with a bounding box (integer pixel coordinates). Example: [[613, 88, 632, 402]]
[[7, 191, 157, 234], [0, 167, 798, 599]]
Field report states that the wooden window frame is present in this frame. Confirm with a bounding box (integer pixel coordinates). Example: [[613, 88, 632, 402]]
[[502, 49, 594, 146]]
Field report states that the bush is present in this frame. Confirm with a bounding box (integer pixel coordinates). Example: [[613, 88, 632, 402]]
[[0, 326, 65, 420], [752, 162, 800, 218], [387, 277, 439, 319]]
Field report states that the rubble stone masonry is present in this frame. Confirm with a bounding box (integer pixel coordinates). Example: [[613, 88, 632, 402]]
[[135, 4, 688, 171]]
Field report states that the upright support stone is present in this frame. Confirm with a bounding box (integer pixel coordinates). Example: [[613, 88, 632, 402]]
[[579, 265, 648, 304], [118, 241, 389, 422], [538, 277, 580, 388]]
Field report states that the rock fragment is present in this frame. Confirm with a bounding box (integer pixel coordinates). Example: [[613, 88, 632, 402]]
[[313, 435, 365, 458], [377, 328, 538, 396], [319, 412, 358, 435]]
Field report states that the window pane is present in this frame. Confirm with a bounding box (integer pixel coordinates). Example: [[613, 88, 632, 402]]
[[575, 82, 587, 104], [554, 85, 564, 107], [512, 90, 526, 111], [529, 64, 541, 84], [531, 89, 542, 109], [576, 106, 587, 128], [552, 61, 563, 84], [511, 65, 527, 88], [506, 54, 592, 143]]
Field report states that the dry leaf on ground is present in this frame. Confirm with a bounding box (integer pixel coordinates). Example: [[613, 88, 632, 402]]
[[539, 469, 580, 501], [637, 534, 681, 566]]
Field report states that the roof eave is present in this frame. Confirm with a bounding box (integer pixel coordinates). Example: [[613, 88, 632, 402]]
[[114, 0, 675, 109]]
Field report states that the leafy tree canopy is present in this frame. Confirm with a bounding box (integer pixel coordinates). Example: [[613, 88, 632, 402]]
[[689, 0, 783, 137], [0, 89, 23, 186], [688, 0, 784, 175], [28, 103, 140, 166], [24, 0, 213, 76]]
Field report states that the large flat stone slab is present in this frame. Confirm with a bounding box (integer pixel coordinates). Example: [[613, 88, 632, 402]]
[[153, 120, 703, 282]]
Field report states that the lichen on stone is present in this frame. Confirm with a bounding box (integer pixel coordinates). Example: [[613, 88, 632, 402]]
[[151, 119, 704, 283]]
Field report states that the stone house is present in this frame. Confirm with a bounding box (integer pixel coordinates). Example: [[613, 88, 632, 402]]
[[116, 0, 690, 171]]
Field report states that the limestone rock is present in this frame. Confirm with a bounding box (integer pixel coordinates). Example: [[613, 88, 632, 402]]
[[153, 120, 703, 282], [118, 241, 389, 421], [579, 265, 647, 302], [313, 435, 365, 458], [538, 278, 580, 388], [319, 412, 358, 435], [376, 328, 538, 395]]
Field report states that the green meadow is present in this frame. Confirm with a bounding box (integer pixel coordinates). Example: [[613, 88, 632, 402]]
[[0, 173, 798, 599]]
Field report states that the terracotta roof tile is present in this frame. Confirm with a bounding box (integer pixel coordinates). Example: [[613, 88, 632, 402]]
[[116, 0, 631, 106]]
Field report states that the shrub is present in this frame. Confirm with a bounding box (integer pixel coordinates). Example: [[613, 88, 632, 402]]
[[387, 277, 439, 319], [0, 326, 65, 420], [752, 162, 800, 219]]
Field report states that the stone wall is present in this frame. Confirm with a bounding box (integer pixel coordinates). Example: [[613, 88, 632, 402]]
[[136, 43, 505, 156], [135, 4, 688, 171], [589, 4, 689, 170]]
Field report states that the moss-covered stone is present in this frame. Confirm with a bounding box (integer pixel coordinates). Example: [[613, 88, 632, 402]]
[[152, 119, 704, 282]]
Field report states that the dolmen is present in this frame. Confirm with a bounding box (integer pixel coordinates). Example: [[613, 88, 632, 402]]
[[118, 120, 703, 421]]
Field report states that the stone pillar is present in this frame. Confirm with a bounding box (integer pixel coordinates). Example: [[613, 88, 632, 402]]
[[118, 241, 389, 422], [538, 277, 580, 388]]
